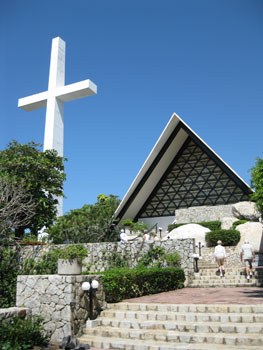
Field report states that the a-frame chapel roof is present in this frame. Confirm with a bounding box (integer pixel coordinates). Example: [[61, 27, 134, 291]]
[[114, 113, 252, 223]]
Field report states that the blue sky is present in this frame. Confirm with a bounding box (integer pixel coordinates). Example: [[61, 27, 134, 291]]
[[1, 0, 263, 214]]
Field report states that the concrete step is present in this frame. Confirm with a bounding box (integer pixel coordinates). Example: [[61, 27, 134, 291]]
[[78, 335, 263, 350], [78, 303, 263, 349], [95, 318, 263, 333], [190, 282, 259, 288], [106, 302, 263, 313], [81, 327, 263, 345], [100, 310, 263, 323], [197, 270, 263, 276]]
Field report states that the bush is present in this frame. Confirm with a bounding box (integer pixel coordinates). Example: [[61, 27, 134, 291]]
[[232, 220, 248, 229], [168, 221, 221, 232], [136, 245, 166, 268], [100, 267, 185, 303], [22, 249, 60, 275], [164, 252, 181, 266], [22, 244, 88, 275], [167, 223, 186, 232], [197, 221, 221, 231], [0, 315, 49, 350], [205, 229, 240, 247], [0, 247, 19, 308]]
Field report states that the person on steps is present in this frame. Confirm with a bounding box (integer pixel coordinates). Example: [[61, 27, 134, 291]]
[[240, 239, 255, 281], [214, 240, 227, 278]]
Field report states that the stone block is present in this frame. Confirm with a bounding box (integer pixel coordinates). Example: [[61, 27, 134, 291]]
[[236, 222, 263, 252], [232, 201, 261, 221]]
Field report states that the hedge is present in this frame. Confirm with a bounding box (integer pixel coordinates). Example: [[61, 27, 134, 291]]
[[205, 229, 240, 247], [232, 220, 248, 229], [168, 221, 221, 232], [100, 267, 185, 303]]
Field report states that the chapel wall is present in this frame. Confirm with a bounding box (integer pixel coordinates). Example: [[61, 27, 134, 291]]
[[175, 204, 234, 224]]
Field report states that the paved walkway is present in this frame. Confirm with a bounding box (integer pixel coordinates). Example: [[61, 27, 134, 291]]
[[88, 287, 263, 349], [123, 287, 263, 304]]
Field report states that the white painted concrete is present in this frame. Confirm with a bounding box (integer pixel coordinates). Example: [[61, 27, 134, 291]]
[[18, 37, 97, 216]]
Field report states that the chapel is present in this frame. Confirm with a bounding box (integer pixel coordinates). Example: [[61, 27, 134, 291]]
[[114, 113, 252, 231]]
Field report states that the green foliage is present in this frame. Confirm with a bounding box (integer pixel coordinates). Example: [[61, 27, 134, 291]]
[[22, 244, 88, 275], [197, 221, 221, 231], [136, 245, 181, 269], [0, 315, 49, 350], [122, 219, 134, 227], [121, 219, 148, 233], [108, 251, 129, 269], [0, 247, 19, 307], [131, 221, 148, 233], [136, 245, 166, 268], [56, 244, 88, 260], [100, 267, 185, 303], [205, 229, 240, 247], [0, 140, 66, 237], [167, 223, 186, 232], [168, 221, 221, 232], [164, 252, 181, 266], [250, 156, 263, 215], [232, 220, 248, 229], [22, 250, 60, 275], [48, 194, 120, 243]]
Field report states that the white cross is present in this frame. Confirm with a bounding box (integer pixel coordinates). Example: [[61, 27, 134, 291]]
[[18, 37, 97, 216]]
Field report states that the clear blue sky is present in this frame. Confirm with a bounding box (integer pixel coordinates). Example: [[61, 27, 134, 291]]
[[1, 0, 262, 214]]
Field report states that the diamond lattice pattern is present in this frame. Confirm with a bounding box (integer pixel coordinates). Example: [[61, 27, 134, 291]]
[[139, 139, 250, 218]]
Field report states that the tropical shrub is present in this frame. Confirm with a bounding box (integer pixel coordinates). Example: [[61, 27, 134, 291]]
[[205, 229, 240, 247], [100, 267, 185, 303], [198, 221, 221, 231], [232, 220, 248, 229], [168, 221, 221, 232], [167, 223, 186, 232], [0, 315, 49, 350], [0, 247, 19, 307], [164, 252, 181, 266], [23, 244, 88, 275]]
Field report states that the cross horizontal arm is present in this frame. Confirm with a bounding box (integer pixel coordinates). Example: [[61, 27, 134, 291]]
[[55, 79, 97, 102], [18, 91, 48, 111]]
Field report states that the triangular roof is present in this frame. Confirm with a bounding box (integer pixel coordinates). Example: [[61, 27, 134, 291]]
[[114, 113, 252, 222]]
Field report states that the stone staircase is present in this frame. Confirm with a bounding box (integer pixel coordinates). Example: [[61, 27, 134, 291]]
[[189, 265, 263, 288], [78, 302, 263, 349]]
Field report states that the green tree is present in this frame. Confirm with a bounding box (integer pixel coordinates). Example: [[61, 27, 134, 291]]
[[250, 156, 263, 215], [0, 140, 66, 237], [48, 194, 120, 243]]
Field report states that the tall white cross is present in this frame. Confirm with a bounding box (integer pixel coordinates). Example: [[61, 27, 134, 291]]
[[18, 37, 97, 216]]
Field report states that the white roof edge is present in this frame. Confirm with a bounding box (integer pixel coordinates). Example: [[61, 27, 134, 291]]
[[115, 113, 177, 217], [115, 112, 251, 219]]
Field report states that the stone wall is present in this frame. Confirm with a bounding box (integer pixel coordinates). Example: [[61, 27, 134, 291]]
[[200, 247, 242, 268], [200, 247, 262, 268], [0, 307, 31, 321], [176, 204, 234, 224], [19, 239, 195, 272], [16, 274, 105, 342]]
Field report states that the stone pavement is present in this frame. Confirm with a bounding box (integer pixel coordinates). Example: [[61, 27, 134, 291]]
[[123, 287, 263, 304]]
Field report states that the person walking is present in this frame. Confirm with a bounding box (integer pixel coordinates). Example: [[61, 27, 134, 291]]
[[240, 239, 255, 281], [120, 229, 129, 243], [214, 240, 227, 278]]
